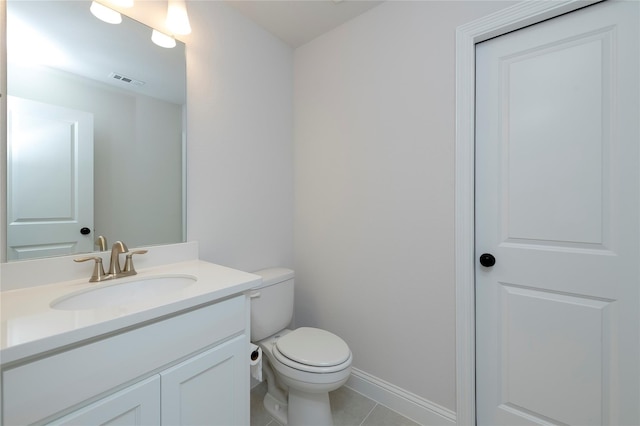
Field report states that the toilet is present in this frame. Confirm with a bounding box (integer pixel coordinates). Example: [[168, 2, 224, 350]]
[[250, 268, 352, 426]]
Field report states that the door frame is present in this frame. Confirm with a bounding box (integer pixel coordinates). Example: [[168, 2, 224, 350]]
[[453, 1, 603, 424]]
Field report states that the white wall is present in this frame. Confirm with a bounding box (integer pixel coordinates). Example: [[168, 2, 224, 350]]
[[115, 0, 294, 272], [294, 0, 514, 412], [184, 1, 294, 272]]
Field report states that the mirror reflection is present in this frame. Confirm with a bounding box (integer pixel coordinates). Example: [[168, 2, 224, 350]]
[[5, 0, 186, 261]]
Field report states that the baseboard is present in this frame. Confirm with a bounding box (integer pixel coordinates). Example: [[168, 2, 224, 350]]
[[346, 368, 456, 426]]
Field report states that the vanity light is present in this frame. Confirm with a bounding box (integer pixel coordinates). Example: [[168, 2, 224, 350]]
[[90, 1, 122, 24], [166, 0, 191, 35], [107, 0, 134, 7], [151, 29, 176, 48]]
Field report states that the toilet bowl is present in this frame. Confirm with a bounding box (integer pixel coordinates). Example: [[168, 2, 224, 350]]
[[251, 268, 352, 426]]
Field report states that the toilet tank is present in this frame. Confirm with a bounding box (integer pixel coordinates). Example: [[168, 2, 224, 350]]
[[250, 268, 295, 342]]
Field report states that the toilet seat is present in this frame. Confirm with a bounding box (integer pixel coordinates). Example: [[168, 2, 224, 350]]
[[273, 327, 352, 374]]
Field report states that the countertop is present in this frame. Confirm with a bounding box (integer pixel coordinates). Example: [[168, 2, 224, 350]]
[[0, 260, 261, 365]]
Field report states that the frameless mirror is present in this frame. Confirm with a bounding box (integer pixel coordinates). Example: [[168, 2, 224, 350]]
[[5, 0, 186, 261]]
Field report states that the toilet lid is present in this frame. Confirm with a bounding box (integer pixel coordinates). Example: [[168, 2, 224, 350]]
[[275, 327, 351, 367]]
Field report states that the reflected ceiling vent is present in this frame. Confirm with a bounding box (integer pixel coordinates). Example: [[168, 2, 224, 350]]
[[109, 72, 146, 86]]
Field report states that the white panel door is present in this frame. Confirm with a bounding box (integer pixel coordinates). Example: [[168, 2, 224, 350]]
[[475, 1, 639, 425], [7, 96, 94, 260]]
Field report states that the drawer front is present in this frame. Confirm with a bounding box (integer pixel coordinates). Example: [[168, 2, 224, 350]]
[[3, 295, 245, 425]]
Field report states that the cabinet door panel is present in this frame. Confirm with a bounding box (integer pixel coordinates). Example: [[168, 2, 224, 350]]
[[161, 335, 248, 426], [47, 376, 160, 426]]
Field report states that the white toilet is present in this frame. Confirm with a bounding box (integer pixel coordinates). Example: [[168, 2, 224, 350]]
[[251, 268, 352, 426]]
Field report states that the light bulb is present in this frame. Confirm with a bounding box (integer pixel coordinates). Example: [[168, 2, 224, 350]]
[[152, 29, 176, 48], [166, 0, 191, 35], [107, 0, 134, 7], [90, 1, 122, 24]]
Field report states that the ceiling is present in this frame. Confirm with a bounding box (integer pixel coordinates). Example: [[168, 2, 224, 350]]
[[223, 0, 385, 47]]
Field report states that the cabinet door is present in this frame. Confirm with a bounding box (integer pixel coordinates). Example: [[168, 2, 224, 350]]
[[161, 335, 248, 426], [48, 376, 160, 426]]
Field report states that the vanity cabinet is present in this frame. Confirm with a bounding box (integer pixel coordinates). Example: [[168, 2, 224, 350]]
[[1, 295, 250, 426], [48, 336, 246, 426]]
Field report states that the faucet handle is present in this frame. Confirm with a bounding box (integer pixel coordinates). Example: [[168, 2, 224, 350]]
[[123, 250, 148, 274], [74, 256, 108, 282]]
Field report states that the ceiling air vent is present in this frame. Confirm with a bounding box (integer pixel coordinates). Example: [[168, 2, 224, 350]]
[[109, 72, 146, 87]]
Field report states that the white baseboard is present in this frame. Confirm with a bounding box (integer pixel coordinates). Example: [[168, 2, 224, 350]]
[[346, 368, 456, 426]]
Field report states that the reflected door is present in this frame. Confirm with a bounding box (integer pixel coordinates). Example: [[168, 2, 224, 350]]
[[475, 1, 639, 424], [7, 97, 94, 260]]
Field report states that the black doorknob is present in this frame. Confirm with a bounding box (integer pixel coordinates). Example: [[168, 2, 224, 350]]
[[479, 253, 496, 267], [80, 227, 91, 235]]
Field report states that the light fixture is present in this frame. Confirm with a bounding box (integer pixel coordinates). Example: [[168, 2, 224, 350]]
[[90, 1, 122, 24], [152, 29, 177, 48], [107, 0, 134, 7], [166, 0, 191, 35]]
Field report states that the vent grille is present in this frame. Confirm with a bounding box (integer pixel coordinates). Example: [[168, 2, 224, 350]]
[[109, 72, 146, 87]]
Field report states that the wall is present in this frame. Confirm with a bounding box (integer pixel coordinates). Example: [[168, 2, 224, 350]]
[[293, 0, 514, 412], [184, 1, 294, 272]]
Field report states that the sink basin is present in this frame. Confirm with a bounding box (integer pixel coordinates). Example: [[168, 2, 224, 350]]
[[51, 274, 197, 311]]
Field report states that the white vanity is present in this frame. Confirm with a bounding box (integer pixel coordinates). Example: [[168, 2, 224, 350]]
[[0, 242, 260, 425]]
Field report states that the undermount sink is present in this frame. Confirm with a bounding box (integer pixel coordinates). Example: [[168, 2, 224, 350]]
[[50, 275, 197, 311]]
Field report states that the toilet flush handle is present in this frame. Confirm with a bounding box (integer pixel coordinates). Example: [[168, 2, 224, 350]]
[[248, 290, 261, 299]]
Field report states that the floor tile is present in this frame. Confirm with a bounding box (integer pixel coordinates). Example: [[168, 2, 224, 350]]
[[251, 383, 422, 426], [361, 404, 421, 426], [329, 386, 377, 426], [251, 382, 273, 426]]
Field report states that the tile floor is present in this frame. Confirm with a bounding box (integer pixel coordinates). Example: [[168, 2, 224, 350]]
[[250, 382, 422, 426]]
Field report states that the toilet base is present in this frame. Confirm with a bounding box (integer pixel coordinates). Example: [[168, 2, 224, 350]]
[[288, 388, 334, 426], [264, 392, 288, 425]]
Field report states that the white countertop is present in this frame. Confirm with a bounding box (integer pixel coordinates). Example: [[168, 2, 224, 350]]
[[0, 260, 261, 365]]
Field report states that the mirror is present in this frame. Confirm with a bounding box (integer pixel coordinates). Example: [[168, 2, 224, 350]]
[[4, 0, 186, 261]]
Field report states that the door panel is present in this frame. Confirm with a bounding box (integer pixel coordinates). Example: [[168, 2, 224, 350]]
[[475, 1, 639, 425], [161, 336, 247, 426], [506, 33, 608, 246], [48, 376, 161, 426], [7, 97, 94, 260], [499, 285, 612, 425]]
